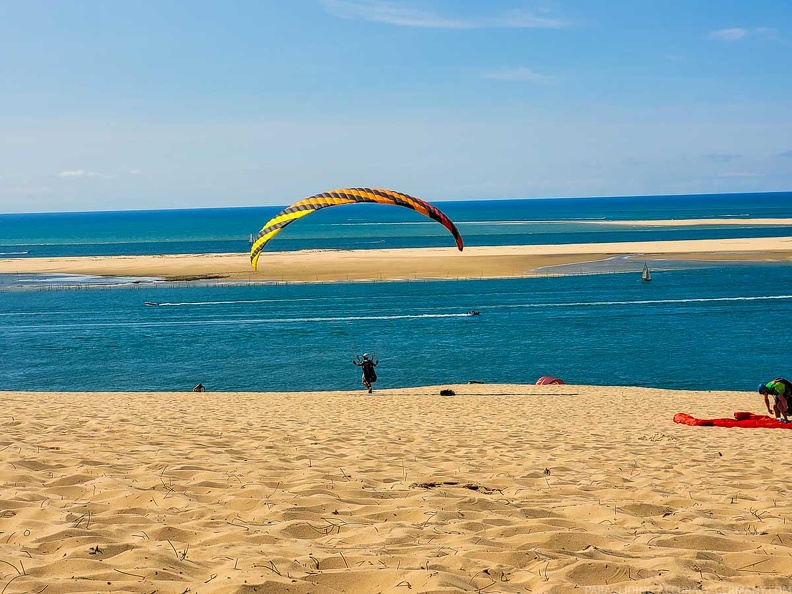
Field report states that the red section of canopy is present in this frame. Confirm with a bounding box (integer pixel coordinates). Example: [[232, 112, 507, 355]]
[[673, 411, 792, 429], [536, 376, 564, 385]]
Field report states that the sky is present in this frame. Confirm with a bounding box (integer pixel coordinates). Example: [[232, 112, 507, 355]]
[[1, 0, 791, 213]]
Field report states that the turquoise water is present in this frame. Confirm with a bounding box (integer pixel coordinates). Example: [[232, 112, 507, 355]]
[[2, 192, 792, 257], [2, 264, 791, 393], [1, 193, 791, 392]]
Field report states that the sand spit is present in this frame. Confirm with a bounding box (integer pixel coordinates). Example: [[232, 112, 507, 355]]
[[1, 236, 792, 283]]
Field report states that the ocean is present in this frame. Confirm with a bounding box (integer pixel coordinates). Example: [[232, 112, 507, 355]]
[[1, 192, 791, 393]]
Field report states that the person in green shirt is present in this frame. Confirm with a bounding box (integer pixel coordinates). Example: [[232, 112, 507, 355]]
[[758, 378, 791, 423]]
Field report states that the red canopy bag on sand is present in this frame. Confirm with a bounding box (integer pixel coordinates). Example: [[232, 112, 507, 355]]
[[536, 376, 564, 386], [673, 411, 792, 429]]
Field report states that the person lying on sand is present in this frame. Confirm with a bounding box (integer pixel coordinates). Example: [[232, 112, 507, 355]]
[[758, 378, 790, 423]]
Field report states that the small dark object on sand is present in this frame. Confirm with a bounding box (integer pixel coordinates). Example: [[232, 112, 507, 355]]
[[467, 380, 485, 384], [440, 389, 456, 396]]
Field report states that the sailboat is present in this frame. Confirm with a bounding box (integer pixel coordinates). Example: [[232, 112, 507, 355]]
[[641, 263, 652, 282]]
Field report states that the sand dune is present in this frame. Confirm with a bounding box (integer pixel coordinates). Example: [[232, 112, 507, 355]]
[[2, 384, 790, 592]]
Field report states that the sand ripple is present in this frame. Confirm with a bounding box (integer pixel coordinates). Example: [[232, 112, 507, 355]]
[[1, 385, 791, 592]]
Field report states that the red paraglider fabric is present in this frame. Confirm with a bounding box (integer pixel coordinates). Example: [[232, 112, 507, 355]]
[[536, 376, 564, 385], [673, 411, 792, 429]]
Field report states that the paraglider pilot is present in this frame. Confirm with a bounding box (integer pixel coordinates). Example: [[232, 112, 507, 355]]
[[353, 354, 378, 394], [758, 378, 791, 423]]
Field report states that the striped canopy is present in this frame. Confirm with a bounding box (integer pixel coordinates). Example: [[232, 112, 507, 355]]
[[250, 188, 464, 270]]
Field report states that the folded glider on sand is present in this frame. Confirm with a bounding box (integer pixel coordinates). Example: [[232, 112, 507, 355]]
[[536, 376, 564, 385], [250, 188, 464, 270], [674, 412, 792, 429]]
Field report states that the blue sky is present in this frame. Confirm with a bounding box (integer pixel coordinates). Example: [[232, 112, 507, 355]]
[[1, 0, 790, 213]]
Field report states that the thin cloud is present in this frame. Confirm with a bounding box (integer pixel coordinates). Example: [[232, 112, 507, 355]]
[[709, 27, 777, 41], [703, 153, 742, 163], [320, 0, 567, 29], [0, 185, 54, 196], [483, 66, 556, 82], [717, 172, 764, 178], [56, 170, 114, 179], [710, 28, 747, 41], [57, 170, 101, 178]]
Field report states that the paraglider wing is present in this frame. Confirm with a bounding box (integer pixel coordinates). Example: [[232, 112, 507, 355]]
[[250, 188, 464, 270]]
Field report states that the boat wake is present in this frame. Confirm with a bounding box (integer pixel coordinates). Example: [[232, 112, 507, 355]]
[[10, 312, 478, 331], [501, 294, 792, 309]]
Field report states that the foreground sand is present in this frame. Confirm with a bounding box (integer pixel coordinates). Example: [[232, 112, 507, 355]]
[[2, 385, 791, 593], [2, 236, 792, 282]]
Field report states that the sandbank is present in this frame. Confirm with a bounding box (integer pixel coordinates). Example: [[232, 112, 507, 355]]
[[1, 236, 792, 283], [470, 218, 792, 227], [583, 217, 792, 227], [2, 384, 790, 593]]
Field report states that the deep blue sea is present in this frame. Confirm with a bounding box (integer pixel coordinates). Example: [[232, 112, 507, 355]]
[[2, 192, 791, 393]]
